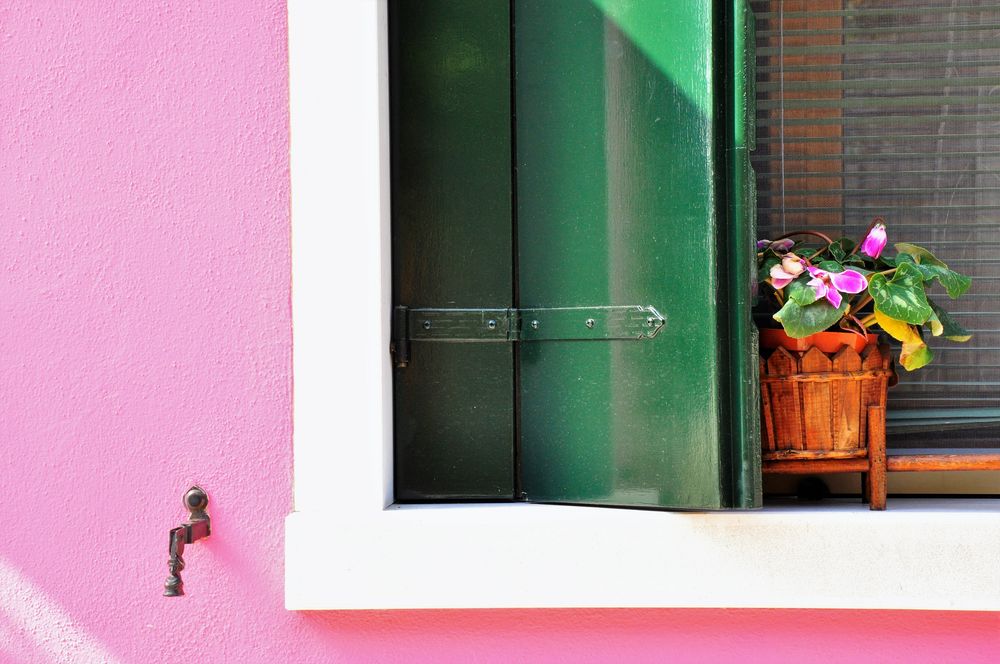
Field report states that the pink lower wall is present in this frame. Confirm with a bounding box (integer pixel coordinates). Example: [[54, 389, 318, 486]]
[[0, 2, 996, 662]]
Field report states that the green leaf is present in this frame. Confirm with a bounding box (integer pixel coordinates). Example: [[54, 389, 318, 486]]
[[787, 277, 817, 306], [773, 298, 848, 338], [909, 263, 972, 299], [817, 260, 871, 277], [892, 248, 971, 298], [817, 260, 843, 272], [894, 242, 947, 267], [868, 262, 932, 324], [829, 242, 846, 262], [758, 255, 779, 284], [937, 269, 972, 299], [928, 299, 972, 342]]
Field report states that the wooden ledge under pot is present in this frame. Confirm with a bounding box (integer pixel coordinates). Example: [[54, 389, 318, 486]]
[[759, 328, 895, 510]]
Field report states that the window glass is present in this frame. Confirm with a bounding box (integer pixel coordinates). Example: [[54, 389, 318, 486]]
[[752, 0, 1000, 449]]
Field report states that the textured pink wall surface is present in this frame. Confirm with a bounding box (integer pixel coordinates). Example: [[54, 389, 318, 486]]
[[0, 2, 997, 663]]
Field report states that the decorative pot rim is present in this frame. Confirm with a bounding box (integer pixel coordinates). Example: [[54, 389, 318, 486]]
[[759, 327, 877, 354]]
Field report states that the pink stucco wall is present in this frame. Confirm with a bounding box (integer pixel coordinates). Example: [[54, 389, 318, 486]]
[[0, 2, 996, 662]]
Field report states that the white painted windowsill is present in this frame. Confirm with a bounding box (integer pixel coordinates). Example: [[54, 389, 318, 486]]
[[285, 1, 1000, 612], [286, 499, 1000, 610]]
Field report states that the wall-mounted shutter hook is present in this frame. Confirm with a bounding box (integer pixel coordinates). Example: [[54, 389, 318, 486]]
[[163, 486, 211, 597]]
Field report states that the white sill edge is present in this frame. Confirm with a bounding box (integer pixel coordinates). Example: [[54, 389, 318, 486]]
[[285, 499, 1000, 611]]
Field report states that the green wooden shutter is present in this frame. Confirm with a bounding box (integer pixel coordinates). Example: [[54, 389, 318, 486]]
[[391, 0, 761, 509], [390, 0, 516, 501]]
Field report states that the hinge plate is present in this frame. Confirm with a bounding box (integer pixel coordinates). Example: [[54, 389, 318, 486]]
[[517, 306, 665, 341], [393, 305, 665, 366], [406, 308, 514, 342]]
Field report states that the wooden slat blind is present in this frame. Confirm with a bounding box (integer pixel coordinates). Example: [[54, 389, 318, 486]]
[[751, 0, 1000, 449]]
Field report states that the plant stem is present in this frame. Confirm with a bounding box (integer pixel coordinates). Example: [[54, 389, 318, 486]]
[[772, 230, 836, 263], [849, 314, 869, 336], [859, 313, 877, 327], [773, 230, 836, 245]]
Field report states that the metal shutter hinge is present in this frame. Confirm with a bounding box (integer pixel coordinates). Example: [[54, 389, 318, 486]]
[[392, 305, 665, 368]]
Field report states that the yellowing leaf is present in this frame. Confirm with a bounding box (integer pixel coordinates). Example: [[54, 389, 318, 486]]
[[875, 310, 933, 370], [874, 310, 920, 344], [927, 310, 943, 337], [900, 342, 933, 371]]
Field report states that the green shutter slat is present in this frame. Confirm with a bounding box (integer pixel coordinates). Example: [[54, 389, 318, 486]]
[[726, 0, 762, 509], [514, 0, 760, 510], [389, 0, 515, 501], [514, 0, 618, 506]]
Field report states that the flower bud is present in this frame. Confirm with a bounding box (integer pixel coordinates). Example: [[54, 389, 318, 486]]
[[781, 254, 805, 276], [770, 238, 795, 252], [859, 222, 888, 259]]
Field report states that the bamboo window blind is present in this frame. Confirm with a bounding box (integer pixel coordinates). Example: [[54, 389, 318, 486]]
[[751, 0, 1000, 449]]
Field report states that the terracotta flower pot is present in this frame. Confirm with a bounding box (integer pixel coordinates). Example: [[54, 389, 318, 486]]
[[759, 327, 875, 354]]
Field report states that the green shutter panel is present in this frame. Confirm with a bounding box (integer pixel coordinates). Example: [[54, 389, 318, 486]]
[[390, 0, 516, 501], [390, 0, 761, 509], [515, 0, 759, 509]]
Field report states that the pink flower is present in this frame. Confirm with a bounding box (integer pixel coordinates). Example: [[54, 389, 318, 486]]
[[806, 266, 868, 308], [767, 254, 805, 289], [859, 222, 888, 259]]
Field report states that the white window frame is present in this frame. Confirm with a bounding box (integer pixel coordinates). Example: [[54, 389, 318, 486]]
[[284, 0, 1000, 611]]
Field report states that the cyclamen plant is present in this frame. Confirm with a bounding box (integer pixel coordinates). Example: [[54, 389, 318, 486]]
[[756, 218, 973, 371]]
